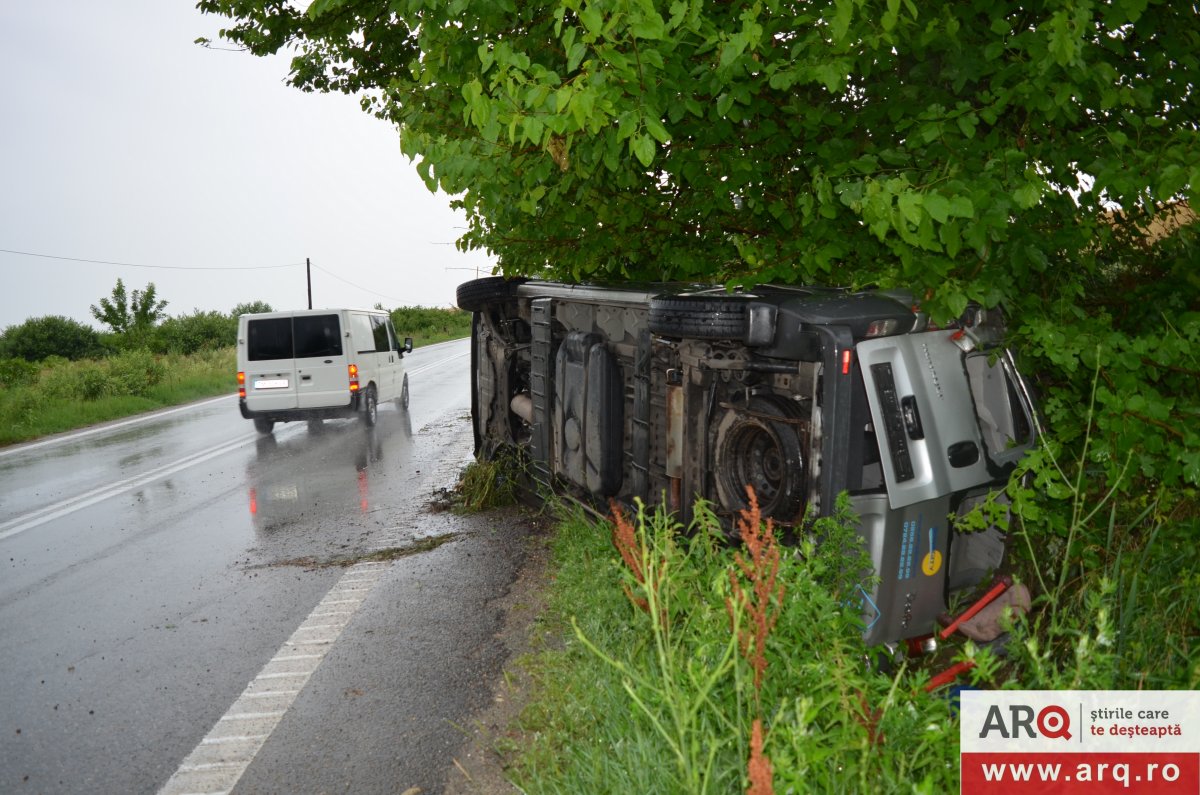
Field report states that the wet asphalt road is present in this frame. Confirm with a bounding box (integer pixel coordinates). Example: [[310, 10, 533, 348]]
[[0, 338, 532, 794]]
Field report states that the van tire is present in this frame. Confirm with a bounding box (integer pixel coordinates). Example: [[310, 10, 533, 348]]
[[648, 295, 748, 341], [362, 387, 378, 427], [253, 417, 275, 434], [396, 374, 410, 410], [456, 277, 525, 312], [711, 395, 806, 522]]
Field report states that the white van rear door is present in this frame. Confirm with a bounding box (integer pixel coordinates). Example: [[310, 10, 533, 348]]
[[245, 316, 299, 411], [293, 314, 351, 409], [856, 330, 995, 509]]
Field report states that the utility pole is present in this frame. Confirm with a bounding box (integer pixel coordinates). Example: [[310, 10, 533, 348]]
[[306, 258, 312, 309]]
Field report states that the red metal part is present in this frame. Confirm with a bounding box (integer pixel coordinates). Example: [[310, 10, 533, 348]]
[[939, 575, 1013, 640], [924, 660, 976, 693]]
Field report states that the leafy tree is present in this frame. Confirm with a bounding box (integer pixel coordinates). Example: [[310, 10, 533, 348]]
[[152, 310, 237, 355], [90, 278, 169, 335], [198, 0, 1198, 492], [232, 300, 273, 316], [0, 315, 105, 362]]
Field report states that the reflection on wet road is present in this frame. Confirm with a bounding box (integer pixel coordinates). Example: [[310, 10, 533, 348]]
[[0, 339, 494, 794]]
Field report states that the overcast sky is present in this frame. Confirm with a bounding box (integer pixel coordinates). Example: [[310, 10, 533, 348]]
[[0, 1, 496, 332]]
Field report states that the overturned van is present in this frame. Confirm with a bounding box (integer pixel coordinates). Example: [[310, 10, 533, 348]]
[[458, 277, 1038, 646], [237, 308, 412, 434]]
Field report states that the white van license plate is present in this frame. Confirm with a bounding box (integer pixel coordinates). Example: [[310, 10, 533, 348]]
[[254, 379, 289, 389]]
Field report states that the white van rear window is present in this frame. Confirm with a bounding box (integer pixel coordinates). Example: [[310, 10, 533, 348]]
[[247, 318, 292, 361], [294, 315, 342, 358], [247, 315, 342, 361]]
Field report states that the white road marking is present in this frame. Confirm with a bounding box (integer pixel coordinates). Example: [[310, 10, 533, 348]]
[[157, 561, 388, 795], [0, 395, 235, 459], [406, 349, 468, 378]]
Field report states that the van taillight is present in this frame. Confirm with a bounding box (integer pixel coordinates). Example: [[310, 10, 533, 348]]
[[348, 364, 359, 392], [237, 371, 246, 398]]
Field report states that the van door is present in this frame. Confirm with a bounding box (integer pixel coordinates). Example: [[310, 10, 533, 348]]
[[856, 330, 1002, 508], [851, 330, 1033, 644], [293, 313, 350, 409], [348, 313, 386, 402], [245, 316, 298, 411], [369, 314, 398, 401]]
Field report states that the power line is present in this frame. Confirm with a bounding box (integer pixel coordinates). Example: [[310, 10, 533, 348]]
[[309, 262, 410, 305], [0, 247, 301, 271]]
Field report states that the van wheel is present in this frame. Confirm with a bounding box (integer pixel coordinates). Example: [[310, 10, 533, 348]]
[[711, 396, 806, 522], [456, 276, 525, 312], [648, 295, 748, 340], [253, 417, 275, 434], [362, 387, 378, 427], [396, 374, 410, 411]]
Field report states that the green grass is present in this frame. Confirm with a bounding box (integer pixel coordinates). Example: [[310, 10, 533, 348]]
[[390, 306, 472, 346], [503, 480, 1198, 793], [507, 498, 967, 794], [1, 348, 236, 446]]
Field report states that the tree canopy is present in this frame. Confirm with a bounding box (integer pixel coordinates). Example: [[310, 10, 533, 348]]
[[90, 278, 169, 335], [199, 0, 1198, 492]]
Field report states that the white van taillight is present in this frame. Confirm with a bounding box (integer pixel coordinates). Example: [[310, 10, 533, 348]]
[[842, 349, 853, 375], [348, 364, 360, 392], [237, 371, 246, 398]]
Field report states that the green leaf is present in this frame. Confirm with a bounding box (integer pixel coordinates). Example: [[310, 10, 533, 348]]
[[579, 5, 603, 35], [645, 116, 670, 144], [632, 134, 655, 166], [897, 191, 923, 226], [924, 193, 950, 223], [478, 45, 494, 74], [956, 113, 977, 139], [830, 0, 854, 43], [567, 41, 587, 72], [944, 287, 969, 319], [1013, 182, 1042, 209], [948, 196, 975, 218], [939, 220, 962, 258], [630, 9, 666, 40]]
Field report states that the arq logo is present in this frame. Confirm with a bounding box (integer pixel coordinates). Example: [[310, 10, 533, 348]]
[[978, 704, 1072, 740]]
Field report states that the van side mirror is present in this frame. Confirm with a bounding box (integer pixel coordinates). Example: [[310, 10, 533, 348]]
[[402, 337, 413, 354]]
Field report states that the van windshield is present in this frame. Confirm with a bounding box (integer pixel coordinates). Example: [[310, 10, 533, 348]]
[[247, 315, 343, 361]]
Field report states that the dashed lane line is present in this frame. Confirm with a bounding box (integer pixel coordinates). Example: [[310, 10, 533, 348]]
[[157, 561, 390, 795]]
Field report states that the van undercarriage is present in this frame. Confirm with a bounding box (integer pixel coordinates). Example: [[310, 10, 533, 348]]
[[461, 278, 1037, 645]]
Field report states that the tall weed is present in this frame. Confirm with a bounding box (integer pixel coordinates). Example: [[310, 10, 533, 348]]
[[515, 496, 964, 794], [0, 348, 235, 446], [1001, 360, 1199, 690]]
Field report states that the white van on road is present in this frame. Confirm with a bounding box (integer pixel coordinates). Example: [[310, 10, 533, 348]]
[[237, 308, 413, 433]]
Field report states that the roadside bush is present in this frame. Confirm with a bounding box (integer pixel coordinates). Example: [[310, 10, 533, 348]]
[[0, 315, 105, 361], [41, 360, 108, 401], [38, 350, 165, 401], [390, 306, 472, 344], [152, 310, 236, 355], [0, 357, 39, 389], [106, 349, 165, 396]]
